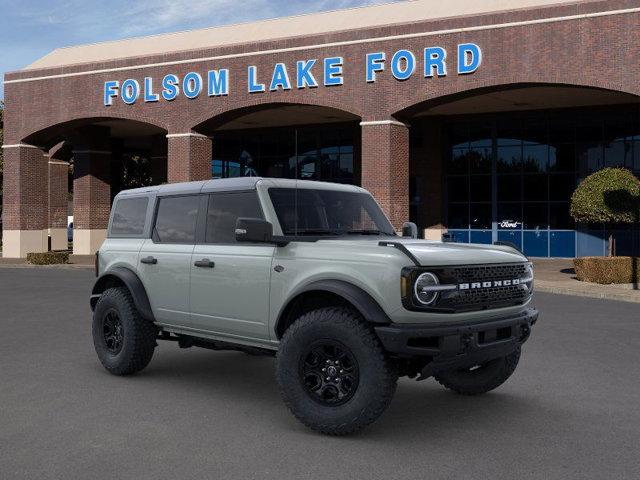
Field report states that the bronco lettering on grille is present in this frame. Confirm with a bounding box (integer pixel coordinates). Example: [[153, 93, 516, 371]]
[[459, 279, 521, 290]]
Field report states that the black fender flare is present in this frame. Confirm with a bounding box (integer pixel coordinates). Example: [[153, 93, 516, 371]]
[[275, 280, 391, 337], [90, 266, 155, 322]]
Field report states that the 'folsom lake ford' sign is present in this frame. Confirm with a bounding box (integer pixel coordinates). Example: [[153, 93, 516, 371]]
[[103, 43, 482, 106]]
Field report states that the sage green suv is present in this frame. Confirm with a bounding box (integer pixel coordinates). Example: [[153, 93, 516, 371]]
[[90, 177, 538, 435]]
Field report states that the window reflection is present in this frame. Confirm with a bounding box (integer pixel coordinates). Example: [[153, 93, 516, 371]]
[[445, 106, 640, 256], [211, 123, 357, 184]]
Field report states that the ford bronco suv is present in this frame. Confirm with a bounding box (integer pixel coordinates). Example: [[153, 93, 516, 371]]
[[91, 177, 537, 435]]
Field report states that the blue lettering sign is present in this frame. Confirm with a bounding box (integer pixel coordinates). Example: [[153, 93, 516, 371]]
[[324, 57, 343, 86], [296, 60, 318, 89], [424, 47, 447, 77], [121, 79, 140, 104], [104, 80, 119, 106], [208, 69, 229, 96], [144, 77, 159, 102], [183, 72, 203, 99], [270, 63, 292, 91], [101, 45, 483, 105], [390, 50, 415, 81], [458, 43, 482, 74], [366, 52, 385, 83], [161, 74, 179, 101], [248, 66, 265, 93]]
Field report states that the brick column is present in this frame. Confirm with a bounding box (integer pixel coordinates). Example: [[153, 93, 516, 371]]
[[151, 134, 168, 184], [166, 133, 212, 183], [70, 126, 111, 255], [360, 120, 410, 230], [1, 144, 49, 257], [48, 159, 69, 251]]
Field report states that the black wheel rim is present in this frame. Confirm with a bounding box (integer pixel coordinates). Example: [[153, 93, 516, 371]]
[[103, 308, 124, 355], [299, 340, 359, 406]]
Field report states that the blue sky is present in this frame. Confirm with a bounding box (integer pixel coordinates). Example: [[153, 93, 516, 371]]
[[0, 0, 397, 100]]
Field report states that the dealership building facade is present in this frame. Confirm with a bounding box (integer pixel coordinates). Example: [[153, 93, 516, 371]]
[[3, 0, 640, 257]]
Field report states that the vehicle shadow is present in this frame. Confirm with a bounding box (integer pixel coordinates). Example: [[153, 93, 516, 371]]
[[128, 347, 563, 443]]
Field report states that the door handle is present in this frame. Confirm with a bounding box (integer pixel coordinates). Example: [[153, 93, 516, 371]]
[[194, 258, 215, 268], [140, 256, 157, 265]]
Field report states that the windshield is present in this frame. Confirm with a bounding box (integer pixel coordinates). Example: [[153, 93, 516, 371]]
[[268, 188, 396, 237]]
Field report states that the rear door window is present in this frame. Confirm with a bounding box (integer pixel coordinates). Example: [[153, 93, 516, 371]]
[[110, 197, 149, 236], [153, 195, 200, 244]]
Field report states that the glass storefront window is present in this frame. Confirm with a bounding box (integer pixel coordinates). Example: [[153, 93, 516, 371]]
[[445, 106, 639, 257], [497, 145, 522, 173], [211, 123, 358, 184]]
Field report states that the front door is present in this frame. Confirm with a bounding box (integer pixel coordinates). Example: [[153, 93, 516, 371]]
[[189, 191, 274, 340], [137, 194, 200, 325]]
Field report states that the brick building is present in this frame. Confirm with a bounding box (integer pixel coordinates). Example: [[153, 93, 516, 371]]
[[3, 0, 640, 257]]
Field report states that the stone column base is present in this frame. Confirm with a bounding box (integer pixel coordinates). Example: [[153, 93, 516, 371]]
[[49, 228, 68, 251], [73, 229, 107, 255], [2, 230, 48, 258]]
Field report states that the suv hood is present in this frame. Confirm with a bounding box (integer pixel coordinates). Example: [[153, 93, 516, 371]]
[[392, 239, 527, 266], [317, 238, 527, 266]]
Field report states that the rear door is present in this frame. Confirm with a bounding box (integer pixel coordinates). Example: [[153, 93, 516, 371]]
[[137, 194, 201, 325], [189, 191, 274, 340]]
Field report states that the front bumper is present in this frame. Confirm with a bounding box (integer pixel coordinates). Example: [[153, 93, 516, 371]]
[[374, 308, 538, 378]]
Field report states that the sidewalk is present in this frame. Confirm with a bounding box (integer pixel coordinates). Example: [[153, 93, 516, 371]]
[[533, 259, 640, 304], [0, 254, 94, 269]]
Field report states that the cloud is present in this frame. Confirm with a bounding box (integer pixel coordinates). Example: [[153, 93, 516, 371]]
[[11, 0, 396, 41]]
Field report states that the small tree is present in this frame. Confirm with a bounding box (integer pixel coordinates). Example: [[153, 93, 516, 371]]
[[570, 168, 640, 256]]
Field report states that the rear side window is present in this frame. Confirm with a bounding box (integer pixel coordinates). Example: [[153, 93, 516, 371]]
[[154, 195, 200, 243], [110, 197, 149, 236], [205, 192, 263, 243]]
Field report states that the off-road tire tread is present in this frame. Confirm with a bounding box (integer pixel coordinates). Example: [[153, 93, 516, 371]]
[[93, 287, 156, 376], [434, 348, 521, 395], [276, 307, 397, 436]]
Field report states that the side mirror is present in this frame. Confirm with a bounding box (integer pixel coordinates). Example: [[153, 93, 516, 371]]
[[235, 218, 274, 243], [402, 222, 418, 239]]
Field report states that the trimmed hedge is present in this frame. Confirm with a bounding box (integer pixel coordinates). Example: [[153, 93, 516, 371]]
[[574, 256, 640, 284], [570, 168, 640, 224], [27, 251, 69, 265]]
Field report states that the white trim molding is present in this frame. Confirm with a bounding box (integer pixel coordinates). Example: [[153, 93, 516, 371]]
[[166, 132, 212, 139], [360, 120, 409, 127], [1, 143, 42, 150], [3, 7, 639, 85], [48, 160, 70, 165]]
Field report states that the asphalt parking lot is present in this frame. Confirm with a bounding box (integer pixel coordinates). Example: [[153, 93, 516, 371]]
[[1, 267, 639, 480]]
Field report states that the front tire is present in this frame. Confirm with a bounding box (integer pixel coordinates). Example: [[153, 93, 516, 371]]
[[276, 307, 397, 435], [92, 287, 157, 376], [434, 348, 521, 395]]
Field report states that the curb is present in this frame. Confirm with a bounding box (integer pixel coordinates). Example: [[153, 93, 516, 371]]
[[535, 281, 640, 304]]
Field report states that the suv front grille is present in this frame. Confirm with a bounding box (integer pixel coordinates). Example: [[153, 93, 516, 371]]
[[405, 263, 533, 313], [437, 263, 532, 312]]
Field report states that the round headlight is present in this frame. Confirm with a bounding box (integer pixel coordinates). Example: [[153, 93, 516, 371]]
[[414, 272, 440, 306]]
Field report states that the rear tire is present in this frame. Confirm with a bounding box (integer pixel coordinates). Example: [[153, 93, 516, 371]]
[[276, 307, 397, 435], [92, 287, 157, 376], [434, 348, 521, 395]]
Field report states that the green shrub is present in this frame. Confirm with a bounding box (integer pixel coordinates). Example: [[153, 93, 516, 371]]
[[570, 168, 640, 224], [573, 256, 640, 284], [27, 251, 70, 265]]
